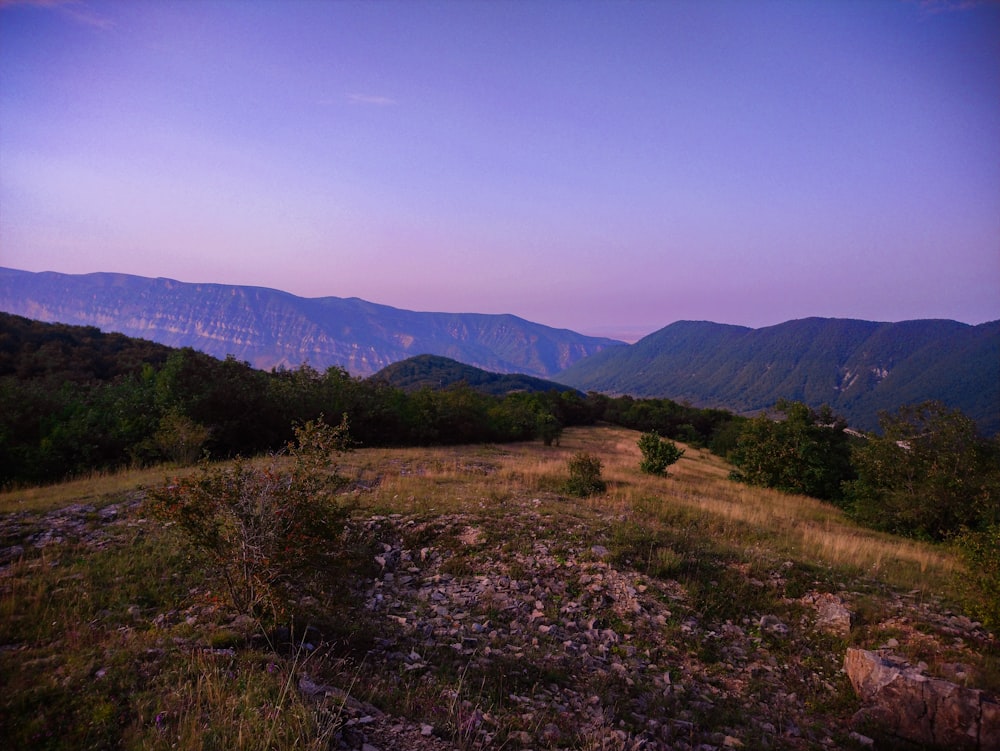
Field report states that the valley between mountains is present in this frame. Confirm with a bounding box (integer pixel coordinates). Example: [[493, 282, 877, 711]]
[[1, 267, 997, 434], [1, 272, 998, 750]]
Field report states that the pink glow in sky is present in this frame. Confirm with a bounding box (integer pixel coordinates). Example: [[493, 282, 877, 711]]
[[1, 0, 998, 341]]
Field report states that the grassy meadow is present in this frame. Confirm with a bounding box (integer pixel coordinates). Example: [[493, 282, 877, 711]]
[[1, 426, 995, 750]]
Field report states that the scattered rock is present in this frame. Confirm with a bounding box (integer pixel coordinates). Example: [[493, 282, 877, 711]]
[[7, 490, 998, 751], [759, 614, 789, 637], [802, 591, 854, 636]]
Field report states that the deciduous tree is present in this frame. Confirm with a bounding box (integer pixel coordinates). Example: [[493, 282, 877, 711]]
[[845, 401, 999, 540], [728, 400, 853, 502], [638, 430, 684, 476]]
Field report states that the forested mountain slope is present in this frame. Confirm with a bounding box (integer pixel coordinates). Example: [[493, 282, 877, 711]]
[[0, 313, 175, 383], [555, 317, 1000, 434]]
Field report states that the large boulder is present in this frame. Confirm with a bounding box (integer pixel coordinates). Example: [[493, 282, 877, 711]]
[[844, 648, 999, 750]]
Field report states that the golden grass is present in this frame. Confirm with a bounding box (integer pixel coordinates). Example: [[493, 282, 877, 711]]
[[340, 425, 964, 596], [3, 425, 964, 596], [0, 455, 295, 514], [351, 425, 964, 598], [587, 427, 959, 587], [0, 464, 205, 514], [2, 424, 991, 751]]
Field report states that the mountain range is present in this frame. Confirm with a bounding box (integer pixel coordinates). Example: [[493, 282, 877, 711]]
[[554, 317, 1000, 434], [2, 267, 996, 435], [0, 268, 620, 378]]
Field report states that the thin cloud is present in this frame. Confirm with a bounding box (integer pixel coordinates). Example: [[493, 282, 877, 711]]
[[347, 93, 397, 107], [0, 0, 62, 6], [0, 0, 114, 29]]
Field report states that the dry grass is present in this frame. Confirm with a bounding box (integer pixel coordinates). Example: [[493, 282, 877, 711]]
[[2, 425, 988, 751], [339, 426, 961, 597], [0, 464, 208, 514]]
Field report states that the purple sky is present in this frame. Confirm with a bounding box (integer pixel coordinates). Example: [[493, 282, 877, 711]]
[[1, 0, 998, 341]]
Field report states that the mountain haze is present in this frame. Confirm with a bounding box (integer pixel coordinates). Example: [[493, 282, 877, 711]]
[[555, 317, 1000, 435], [0, 268, 621, 378], [4, 268, 995, 436]]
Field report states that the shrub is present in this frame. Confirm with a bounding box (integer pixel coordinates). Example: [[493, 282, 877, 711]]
[[153, 409, 211, 465], [955, 524, 1000, 630], [148, 415, 353, 625], [845, 402, 998, 540], [565, 452, 606, 497], [536, 412, 563, 446], [638, 430, 684, 476]]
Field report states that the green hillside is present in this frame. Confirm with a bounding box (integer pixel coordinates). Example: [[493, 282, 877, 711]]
[[556, 317, 1000, 435], [372, 354, 580, 396]]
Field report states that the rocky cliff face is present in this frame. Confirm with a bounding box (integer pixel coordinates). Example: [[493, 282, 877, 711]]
[[0, 268, 622, 377]]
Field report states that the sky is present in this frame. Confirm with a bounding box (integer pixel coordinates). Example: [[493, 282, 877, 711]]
[[1, 0, 998, 341]]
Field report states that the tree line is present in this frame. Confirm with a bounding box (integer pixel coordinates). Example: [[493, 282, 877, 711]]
[[0, 315, 737, 488], [726, 399, 999, 541]]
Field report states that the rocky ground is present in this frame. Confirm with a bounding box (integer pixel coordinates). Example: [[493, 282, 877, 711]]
[[2, 489, 997, 750]]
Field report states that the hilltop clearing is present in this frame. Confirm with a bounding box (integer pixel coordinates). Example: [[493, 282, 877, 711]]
[[1, 427, 996, 750]]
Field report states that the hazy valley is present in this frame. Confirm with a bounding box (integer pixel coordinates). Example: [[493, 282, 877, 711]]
[[2, 267, 997, 435]]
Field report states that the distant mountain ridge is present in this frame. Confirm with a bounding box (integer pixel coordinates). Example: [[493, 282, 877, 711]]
[[554, 317, 1000, 435], [4, 268, 996, 435], [0, 268, 621, 378]]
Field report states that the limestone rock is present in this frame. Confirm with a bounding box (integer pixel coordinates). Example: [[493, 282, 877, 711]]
[[844, 648, 999, 750], [802, 591, 854, 636]]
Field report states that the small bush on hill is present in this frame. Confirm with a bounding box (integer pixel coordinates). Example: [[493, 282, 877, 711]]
[[638, 430, 684, 476], [565, 452, 606, 497], [152, 409, 211, 465], [536, 412, 563, 446]]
